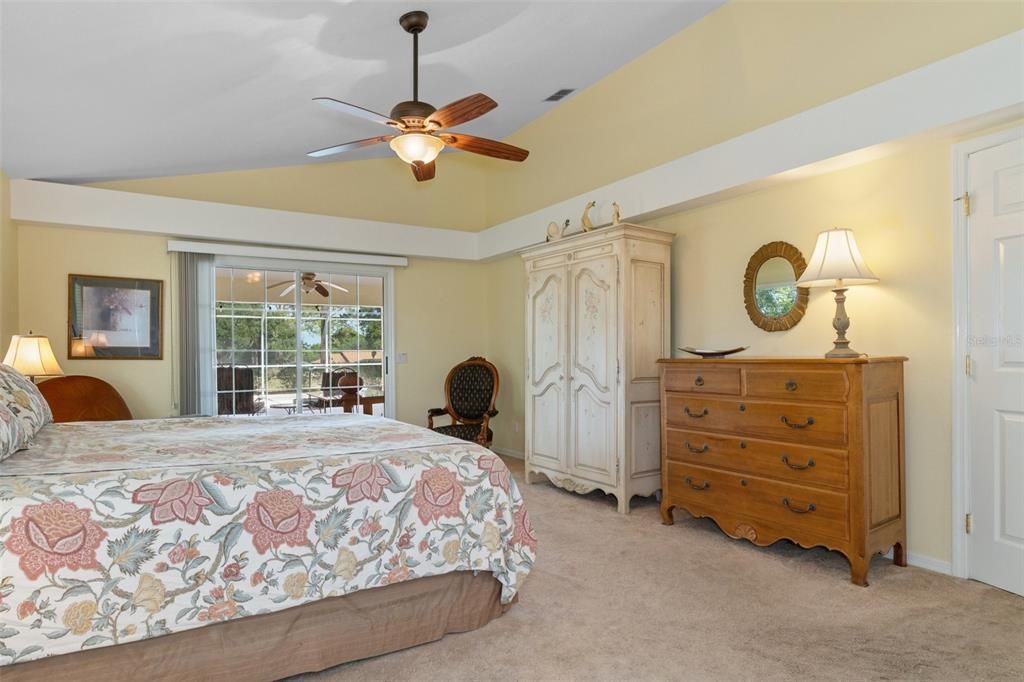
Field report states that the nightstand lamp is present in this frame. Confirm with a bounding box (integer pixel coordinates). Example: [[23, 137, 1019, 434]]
[[3, 334, 65, 381], [797, 228, 878, 358]]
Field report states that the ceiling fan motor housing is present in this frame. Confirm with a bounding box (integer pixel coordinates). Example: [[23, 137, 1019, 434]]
[[399, 10, 429, 34], [390, 100, 436, 125]]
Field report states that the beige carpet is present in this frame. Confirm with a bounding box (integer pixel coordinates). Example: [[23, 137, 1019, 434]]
[[295, 457, 1024, 681]]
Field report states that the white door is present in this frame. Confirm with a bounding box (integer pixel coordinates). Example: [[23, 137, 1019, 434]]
[[568, 256, 618, 485], [526, 267, 568, 471], [966, 135, 1024, 596]]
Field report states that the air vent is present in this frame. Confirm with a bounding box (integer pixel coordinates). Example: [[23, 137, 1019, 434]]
[[544, 88, 575, 102]]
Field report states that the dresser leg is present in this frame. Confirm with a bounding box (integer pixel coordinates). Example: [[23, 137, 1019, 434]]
[[849, 555, 870, 586], [660, 503, 675, 525], [892, 541, 907, 567], [617, 496, 631, 515]]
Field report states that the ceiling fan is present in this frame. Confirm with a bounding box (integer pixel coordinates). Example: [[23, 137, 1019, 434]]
[[307, 9, 529, 182], [267, 273, 349, 298]]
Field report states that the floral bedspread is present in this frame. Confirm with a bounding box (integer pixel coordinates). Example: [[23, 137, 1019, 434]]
[[0, 414, 535, 666]]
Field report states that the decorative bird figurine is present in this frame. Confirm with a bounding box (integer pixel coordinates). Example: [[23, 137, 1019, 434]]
[[546, 221, 564, 242], [611, 202, 621, 226], [581, 201, 596, 231]]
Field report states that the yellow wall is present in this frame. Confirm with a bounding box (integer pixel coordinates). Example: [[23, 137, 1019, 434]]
[[484, 256, 527, 453], [0, 172, 18, 345], [486, 0, 1023, 225], [17, 225, 177, 418], [14, 222, 491, 426], [488, 127, 1024, 563], [92, 153, 492, 232]]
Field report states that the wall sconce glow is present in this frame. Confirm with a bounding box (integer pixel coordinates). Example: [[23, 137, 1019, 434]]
[[389, 133, 445, 165], [3, 335, 65, 379]]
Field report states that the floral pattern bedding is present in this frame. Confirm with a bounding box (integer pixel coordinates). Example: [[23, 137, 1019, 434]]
[[0, 414, 535, 666]]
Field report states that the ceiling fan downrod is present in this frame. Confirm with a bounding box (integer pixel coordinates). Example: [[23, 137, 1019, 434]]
[[399, 10, 429, 103]]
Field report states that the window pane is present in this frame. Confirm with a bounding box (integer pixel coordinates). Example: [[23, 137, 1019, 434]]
[[358, 320, 382, 351], [266, 366, 298, 393], [232, 318, 261, 351], [266, 318, 296, 351], [330, 319, 359, 352]]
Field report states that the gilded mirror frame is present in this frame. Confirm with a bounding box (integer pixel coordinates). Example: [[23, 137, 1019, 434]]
[[743, 241, 809, 332]]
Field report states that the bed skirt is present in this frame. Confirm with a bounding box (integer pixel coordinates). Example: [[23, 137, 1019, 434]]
[[3, 571, 511, 681]]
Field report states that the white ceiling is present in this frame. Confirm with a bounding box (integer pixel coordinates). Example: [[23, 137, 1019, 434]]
[[0, 0, 723, 182]]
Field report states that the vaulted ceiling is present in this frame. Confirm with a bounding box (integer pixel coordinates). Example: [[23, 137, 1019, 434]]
[[0, 0, 723, 182]]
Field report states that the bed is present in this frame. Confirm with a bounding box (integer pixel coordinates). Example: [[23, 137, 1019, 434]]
[[0, 414, 536, 680]]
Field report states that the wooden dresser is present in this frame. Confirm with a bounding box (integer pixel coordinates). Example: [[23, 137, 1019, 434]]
[[658, 357, 907, 585]]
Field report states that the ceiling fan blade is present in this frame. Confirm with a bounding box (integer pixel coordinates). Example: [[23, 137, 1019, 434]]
[[313, 97, 400, 128], [325, 282, 350, 293], [426, 93, 497, 129], [314, 283, 330, 297], [279, 284, 296, 297], [266, 280, 292, 289], [411, 160, 436, 182], [440, 133, 529, 162], [307, 135, 393, 158]]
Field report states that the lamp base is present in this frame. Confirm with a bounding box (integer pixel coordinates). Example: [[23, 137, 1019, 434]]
[[824, 287, 865, 359]]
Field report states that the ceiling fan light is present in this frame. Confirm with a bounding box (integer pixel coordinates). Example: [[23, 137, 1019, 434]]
[[389, 133, 444, 165]]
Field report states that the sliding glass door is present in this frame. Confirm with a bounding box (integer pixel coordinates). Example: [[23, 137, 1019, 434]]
[[213, 264, 390, 418]]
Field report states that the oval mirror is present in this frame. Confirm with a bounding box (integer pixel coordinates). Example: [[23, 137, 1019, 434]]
[[743, 241, 809, 332]]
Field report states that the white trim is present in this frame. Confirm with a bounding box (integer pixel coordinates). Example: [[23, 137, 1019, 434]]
[[882, 549, 952, 576], [168, 240, 407, 267], [949, 125, 1024, 581], [909, 553, 953, 576], [8, 32, 1023, 263], [491, 447, 524, 460]]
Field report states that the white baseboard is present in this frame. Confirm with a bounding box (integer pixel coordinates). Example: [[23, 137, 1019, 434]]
[[882, 549, 952, 576], [491, 447, 524, 460]]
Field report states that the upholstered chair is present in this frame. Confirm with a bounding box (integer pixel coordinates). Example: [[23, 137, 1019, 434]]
[[427, 357, 499, 447]]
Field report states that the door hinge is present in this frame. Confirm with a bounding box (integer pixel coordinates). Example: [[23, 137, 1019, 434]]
[[965, 513, 973, 534], [965, 353, 972, 377], [955, 192, 971, 217]]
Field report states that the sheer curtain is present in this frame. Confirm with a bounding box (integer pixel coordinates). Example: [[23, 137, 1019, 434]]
[[176, 252, 215, 415]]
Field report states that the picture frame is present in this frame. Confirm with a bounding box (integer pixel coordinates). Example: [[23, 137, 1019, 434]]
[[68, 274, 163, 360]]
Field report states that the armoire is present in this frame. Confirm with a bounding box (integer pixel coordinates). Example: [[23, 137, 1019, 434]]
[[519, 223, 673, 513]]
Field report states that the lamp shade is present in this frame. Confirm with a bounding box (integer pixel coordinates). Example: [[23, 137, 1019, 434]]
[[389, 133, 445, 165], [797, 228, 879, 288], [3, 335, 65, 378]]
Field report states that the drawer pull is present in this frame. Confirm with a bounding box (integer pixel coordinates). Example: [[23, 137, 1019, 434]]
[[781, 455, 816, 470], [785, 379, 798, 392], [782, 497, 817, 514], [781, 415, 815, 429], [685, 442, 709, 454], [684, 477, 711, 491], [684, 407, 709, 418], [694, 375, 705, 387]]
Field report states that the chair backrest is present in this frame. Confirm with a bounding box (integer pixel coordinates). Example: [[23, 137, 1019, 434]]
[[445, 357, 499, 423], [37, 375, 132, 423], [217, 366, 256, 415], [323, 368, 363, 397]]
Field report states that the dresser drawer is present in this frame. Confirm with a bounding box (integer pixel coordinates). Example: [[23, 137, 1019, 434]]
[[664, 395, 848, 446], [662, 367, 740, 395], [665, 428, 848, 489], [666, 462, 849, 541], [744, 368, 850, 402]]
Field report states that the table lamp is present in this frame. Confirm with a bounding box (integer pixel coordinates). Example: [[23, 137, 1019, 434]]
[[796, 228, 878, 358], [3, 334, 65, 381]]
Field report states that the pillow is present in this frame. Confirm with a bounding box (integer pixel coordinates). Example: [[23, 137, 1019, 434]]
[[0, 363, 54, 442], [0, 401, 28, 461]]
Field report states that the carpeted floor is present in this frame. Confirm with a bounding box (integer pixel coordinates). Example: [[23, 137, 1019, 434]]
[[296, 456, 1024, 681]]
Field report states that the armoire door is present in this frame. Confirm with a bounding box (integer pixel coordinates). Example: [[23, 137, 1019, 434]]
[[568, 255, 619, 485], [526, 266, 568, 471]]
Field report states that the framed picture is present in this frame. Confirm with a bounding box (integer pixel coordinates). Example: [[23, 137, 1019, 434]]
[[68, 274, 163, 359]]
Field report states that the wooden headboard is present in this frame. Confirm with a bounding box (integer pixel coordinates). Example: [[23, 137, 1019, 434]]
[[37, 375, 133, 423]]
